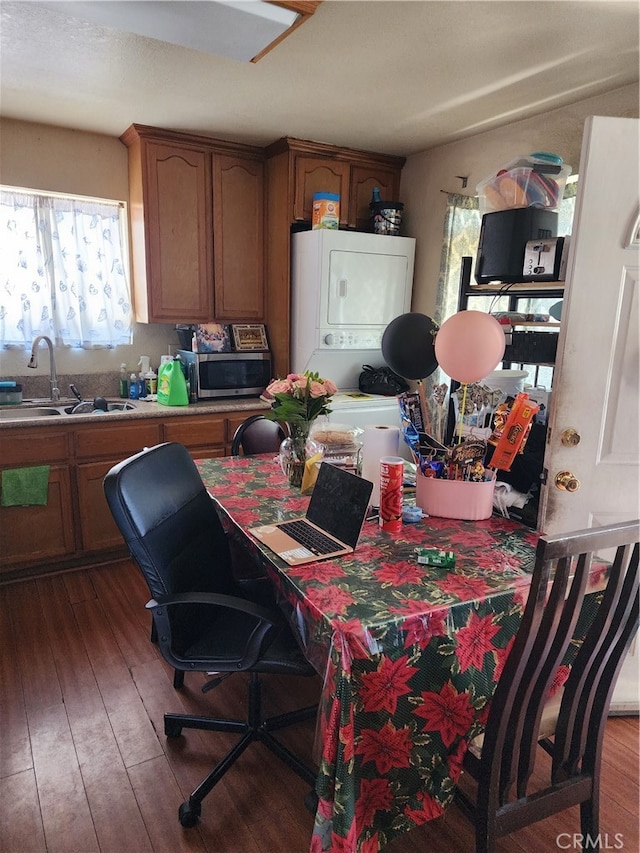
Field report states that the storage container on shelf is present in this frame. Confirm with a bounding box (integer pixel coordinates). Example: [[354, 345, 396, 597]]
[[477, 152, 571, 218]]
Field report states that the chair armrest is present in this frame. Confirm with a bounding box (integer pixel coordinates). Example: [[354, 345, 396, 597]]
[[145, 591, 284, 673], [146, 591, 281, 628]]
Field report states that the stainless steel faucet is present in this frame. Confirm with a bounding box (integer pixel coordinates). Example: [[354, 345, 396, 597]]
[[28, 335, 60, 401]]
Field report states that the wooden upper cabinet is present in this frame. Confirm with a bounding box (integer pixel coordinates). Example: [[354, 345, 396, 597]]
[[267, 137, 405, 230], [293, 156, 350, 225], [126, 133, 214, 324], [121, 124, 265, 325], [349, 164, 401, 232], [213, 154, 265, 320]]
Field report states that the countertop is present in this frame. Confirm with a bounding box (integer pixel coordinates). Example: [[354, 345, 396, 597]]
[[0, 396, 270, 429]]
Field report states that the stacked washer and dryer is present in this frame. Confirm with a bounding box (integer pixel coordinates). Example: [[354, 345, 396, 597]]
[[290, 229, 416, 434]]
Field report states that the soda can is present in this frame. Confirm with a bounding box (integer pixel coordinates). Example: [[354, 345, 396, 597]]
[[379, 456, 404, 533]]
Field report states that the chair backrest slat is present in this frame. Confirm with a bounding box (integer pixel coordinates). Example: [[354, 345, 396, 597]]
[[478, 519, 639, 811], [554, 542, 639, 779], [515, 552, 591, 797]]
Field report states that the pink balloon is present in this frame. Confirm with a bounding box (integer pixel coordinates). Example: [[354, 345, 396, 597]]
[[434, 311, 506, 383]]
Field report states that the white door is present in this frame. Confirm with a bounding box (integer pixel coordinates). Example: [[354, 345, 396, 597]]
[[539, 116, 639, 712]]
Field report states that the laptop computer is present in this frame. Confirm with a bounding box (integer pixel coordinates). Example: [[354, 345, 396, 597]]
[[249, 462, 374, 566]]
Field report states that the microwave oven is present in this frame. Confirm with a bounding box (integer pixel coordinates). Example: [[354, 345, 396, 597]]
[[176, 350, 271, 399]]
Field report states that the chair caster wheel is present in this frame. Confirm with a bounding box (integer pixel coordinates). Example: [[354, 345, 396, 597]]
[[165, 719, 183, 737], [179, 800, 201, 827], [304, 789, 319, 814]]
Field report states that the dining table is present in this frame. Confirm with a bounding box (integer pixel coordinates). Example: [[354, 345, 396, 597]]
[[195, 454, 598, 853]]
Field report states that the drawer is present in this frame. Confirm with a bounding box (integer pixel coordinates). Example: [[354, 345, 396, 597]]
[[163, 415, 226, 448], [75, 421, 162, 460], [1, 428, 71, 466]]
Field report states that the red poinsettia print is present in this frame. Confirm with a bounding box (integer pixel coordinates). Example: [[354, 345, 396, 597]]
[[414, 681, 475, 747], [400, 608, 448, 650], [447, 737, 469, 784], [548, 664, 571, 698], [375, 560, 424, 586], [305, 584, 355, 617], [403, 789, 443, 825], [360, 833, 383, 853], [359, 655, 418, 715], [334, 618, 379, 663], [355, 777, 394, 829], [339, 717, 356, 763], [455, 611, 501, 672], [473, 550, 524, 575], [355, 720, 413, 774], [492, 635, 515, 682], [289, 561, 347, 584], [331, 821, 359, 853], [436, 573, 491, 602]]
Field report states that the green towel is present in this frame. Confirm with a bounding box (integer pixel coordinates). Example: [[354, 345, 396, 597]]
[[1, 465, 50, 506]]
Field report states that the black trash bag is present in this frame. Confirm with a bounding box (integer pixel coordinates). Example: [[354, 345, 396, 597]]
[[358, 364, 410, 396]]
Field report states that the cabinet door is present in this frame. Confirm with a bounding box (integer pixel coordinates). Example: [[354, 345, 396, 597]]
[[0, 464, 75, 571], [141, 141, 213, 323], [76, 460, 128, 553], [348, 165, 401, 231], [212, 155, 265, 320], [293, 156, 349, 224]]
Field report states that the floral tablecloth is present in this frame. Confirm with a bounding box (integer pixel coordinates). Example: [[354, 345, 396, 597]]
[[195, 456, 577, 853]]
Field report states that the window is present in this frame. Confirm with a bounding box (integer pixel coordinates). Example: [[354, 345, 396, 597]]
[[0, 187, 133, 348]]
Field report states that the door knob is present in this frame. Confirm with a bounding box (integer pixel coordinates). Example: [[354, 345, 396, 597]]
[[555, 471, 581, 492], [561, 428, 581, 447]]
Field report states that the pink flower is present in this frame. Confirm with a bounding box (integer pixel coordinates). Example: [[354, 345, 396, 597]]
[[324, 379, 338, 394], [308, 380, 327, 398], [266, 378, 292, 395]]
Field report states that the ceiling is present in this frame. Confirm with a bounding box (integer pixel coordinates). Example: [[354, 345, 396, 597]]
[[1, 1, 638, 157]]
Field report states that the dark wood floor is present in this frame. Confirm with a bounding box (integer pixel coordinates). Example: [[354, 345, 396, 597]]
[[1, 560, 638, 853]]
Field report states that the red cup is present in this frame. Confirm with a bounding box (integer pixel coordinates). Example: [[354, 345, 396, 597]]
[[379, 456, 403, 533]]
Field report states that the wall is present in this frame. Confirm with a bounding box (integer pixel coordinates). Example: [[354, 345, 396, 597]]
[[2, 84, 638, 389], [0, 118, 176, 391], [401, 83, 639, 321]]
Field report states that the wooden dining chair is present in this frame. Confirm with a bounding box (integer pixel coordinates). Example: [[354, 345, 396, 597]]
[[455, 519, 639, 852], [230, 414, 286, 456]]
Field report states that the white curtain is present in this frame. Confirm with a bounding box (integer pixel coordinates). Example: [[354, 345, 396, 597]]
[[0, 189, 132, 347]]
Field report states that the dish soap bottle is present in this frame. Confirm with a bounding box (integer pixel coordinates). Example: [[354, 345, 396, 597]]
[[128, 373, 140, 400], [119, 363, 128, 398], [157, 356, 188, 407]]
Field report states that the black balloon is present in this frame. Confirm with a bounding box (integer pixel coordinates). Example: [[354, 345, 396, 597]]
[[381, 313, 439, 380]]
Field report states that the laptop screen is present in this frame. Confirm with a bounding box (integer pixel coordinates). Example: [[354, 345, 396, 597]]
[[306, 463, 373, 549]]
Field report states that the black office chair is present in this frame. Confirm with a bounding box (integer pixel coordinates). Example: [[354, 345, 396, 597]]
[[455, 519, 639, 852], [231, 414, 286, 456], [103, 442, 318, 828]]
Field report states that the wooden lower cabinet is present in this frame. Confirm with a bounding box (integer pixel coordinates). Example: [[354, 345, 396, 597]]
[[0, 464, 75, 569], [76, 460, 126, 553], [0, 408, 268, 579]]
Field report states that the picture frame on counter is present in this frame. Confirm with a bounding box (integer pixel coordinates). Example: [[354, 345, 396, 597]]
[[232, 324, 269, 351], [196, 323, 232, 353]]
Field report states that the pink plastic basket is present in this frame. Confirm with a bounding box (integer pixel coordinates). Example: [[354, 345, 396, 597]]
[[416, 475, 495, 521]]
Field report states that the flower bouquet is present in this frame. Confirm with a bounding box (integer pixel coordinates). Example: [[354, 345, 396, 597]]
[[262, 371, 337, 487]]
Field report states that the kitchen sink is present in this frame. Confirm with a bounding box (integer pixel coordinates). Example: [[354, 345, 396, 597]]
[[63, 401, 137, 414], [0, 406, 62, 420], [0, 400, 138, 421]]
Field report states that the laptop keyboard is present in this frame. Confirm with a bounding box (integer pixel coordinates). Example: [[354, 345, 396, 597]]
[[279, 520, 342, 555]]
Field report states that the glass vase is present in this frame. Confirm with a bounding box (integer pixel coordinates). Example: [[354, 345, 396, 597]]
[[279, 421, 322, 488]]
